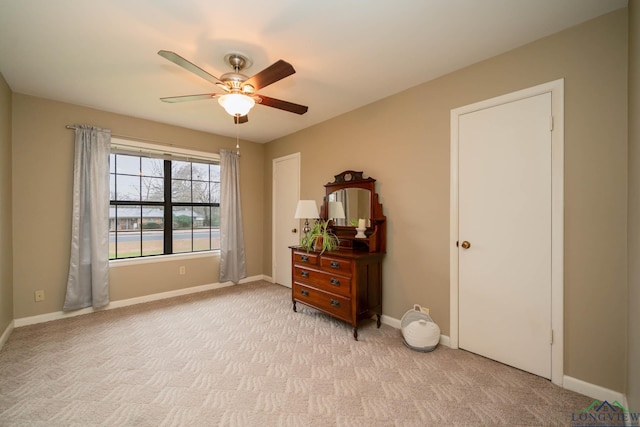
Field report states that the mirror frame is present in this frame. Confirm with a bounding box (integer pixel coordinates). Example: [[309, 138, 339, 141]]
[[320, 170, 386, 253]]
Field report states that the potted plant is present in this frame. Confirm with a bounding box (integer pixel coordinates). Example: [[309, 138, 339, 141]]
[[301, 219, 339, 254]]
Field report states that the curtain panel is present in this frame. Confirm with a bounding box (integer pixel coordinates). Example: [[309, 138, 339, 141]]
[[219, 149, 247, 283], [63, 125, 111, 310]]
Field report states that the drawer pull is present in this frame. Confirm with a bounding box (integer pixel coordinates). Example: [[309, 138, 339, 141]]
[[330, 299, 340, 307], [300, 271, 309, 278], [330, 261, 340, 269], [301, 255, 309, 262], [330, 278, 340, 286], [301, 289, 309, 297]]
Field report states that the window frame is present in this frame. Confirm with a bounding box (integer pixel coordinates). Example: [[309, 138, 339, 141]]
[[109, 138, 221, 261]]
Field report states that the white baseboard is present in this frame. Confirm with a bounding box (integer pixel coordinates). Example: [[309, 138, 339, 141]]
[[376, 317, 626, 404], [0, 320, 14, 351], [241, 274, 271, 284], [439, 334, 451, 347], [9, 280, 630, 410], [380, 314, 451, 347], [14, 274, 266, 328], [563, 375, 627, 404], [380, 314, 401, 329], [385, 317, 625, 403]]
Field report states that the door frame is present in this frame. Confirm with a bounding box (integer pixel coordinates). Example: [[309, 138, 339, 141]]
[[449, 79, 564, 385], [272, 152, 301, 287]]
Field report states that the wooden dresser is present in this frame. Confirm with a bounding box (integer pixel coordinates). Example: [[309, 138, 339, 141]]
[[291, 248, 383, 340], [291, 170, 386, 340]]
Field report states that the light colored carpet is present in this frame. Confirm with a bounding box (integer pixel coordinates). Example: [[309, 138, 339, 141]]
[[0, 280, 591, 426]]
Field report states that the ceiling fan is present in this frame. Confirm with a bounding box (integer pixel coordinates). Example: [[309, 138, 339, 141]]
[[158, 50, 308, 124]]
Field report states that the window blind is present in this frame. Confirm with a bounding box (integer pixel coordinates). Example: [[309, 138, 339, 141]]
[[110, 138, 220, 164]]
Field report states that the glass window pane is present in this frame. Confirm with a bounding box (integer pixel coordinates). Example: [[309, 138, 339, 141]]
[[211, 206, 220, 249], [193, 206, 209, 227], [109, 237, 116, 259], [210, 206, 220, 227], [210, 182, 220, 204], [109, 154, 115, 174], [142, 207, 164, 227], [172, 179, 191, 202], [210, 164, 220, 182], [193, 181, 209, 203], [192, 162, 209, 181], [116, 175, 140, 201], [172, 161, 191, 179], [109, 174, 116, 200], [115, 205, 141, 258], [141, 157, 164, 178], [173, 207, 192, 253], [141, 177, 164, 202], [115, 154, 140, 175], [193, 207, 210, 251], [142, 206, 163, 256], [109, 207, 116, 231], [109, 206, 116, 259]]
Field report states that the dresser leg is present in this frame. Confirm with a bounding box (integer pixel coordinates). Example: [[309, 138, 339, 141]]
[[353, 328, 358, 341], [376, 314, 381, 328], [293, 301, 297, 312]]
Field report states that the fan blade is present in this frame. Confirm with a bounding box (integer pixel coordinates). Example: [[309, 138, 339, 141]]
[[160, 94, 215, 103], [158, 50, 221, 86], [234, 115, 249, 124], [244, 60, 295, 91], [257, 95, 308, 115]]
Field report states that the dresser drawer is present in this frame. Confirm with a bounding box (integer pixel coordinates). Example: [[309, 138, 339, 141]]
[[293, 251, 319, 266], [293, 283, 351, 321], [293, 266, 351, 298], [320, 255, 352, 276]]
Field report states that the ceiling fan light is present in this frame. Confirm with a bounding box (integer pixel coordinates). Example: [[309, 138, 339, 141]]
[[218, 94, 255, 117]]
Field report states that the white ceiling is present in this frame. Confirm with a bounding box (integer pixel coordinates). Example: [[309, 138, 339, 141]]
[[0, 0, 627, 143]]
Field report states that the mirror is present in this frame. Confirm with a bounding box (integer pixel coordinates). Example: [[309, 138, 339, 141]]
[[320, 170, 386, 252], [327, 188, 371, 226]]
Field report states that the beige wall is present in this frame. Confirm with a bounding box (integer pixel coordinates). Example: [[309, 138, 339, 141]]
[[0, 73, 13, 333], [265, 9, 628, 392], [627, 0, 640, 411], [2, 5, 633, 400], [11, 94, 264, 319]]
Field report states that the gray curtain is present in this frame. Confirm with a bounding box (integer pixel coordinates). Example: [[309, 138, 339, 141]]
[[219, 149, 247, 283], [63, 125, 111, 310]]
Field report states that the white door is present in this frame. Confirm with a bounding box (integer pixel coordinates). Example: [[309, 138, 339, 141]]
[[273, 153, 301, 288], [458, 93, 552, 379]]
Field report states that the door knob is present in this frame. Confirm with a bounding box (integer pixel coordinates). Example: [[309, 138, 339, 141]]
[[291, 228, 297, 233], [461, 241, 471, 249]]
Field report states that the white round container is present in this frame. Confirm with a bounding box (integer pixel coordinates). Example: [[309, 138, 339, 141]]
[[400, 304, 440, 352]]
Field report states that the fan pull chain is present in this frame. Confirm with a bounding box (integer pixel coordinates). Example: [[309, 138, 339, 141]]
[[235, 115, 240, 156]]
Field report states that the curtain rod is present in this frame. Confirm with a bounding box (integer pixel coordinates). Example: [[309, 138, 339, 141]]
[[65, 125, 240, 157], [65, 125, 179, 148]]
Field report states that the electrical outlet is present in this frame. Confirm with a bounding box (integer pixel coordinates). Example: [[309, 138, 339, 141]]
[[34, 290, 45, 302], [179, 266, 186, 275]]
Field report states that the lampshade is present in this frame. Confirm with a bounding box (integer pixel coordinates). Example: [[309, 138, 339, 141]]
[[294, 200, 319, 219], [328, 201, 346, 219], [217, 93, 255, 117]]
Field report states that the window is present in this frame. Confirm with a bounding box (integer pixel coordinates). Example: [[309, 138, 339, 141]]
[[109, 143, 220, 260]]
